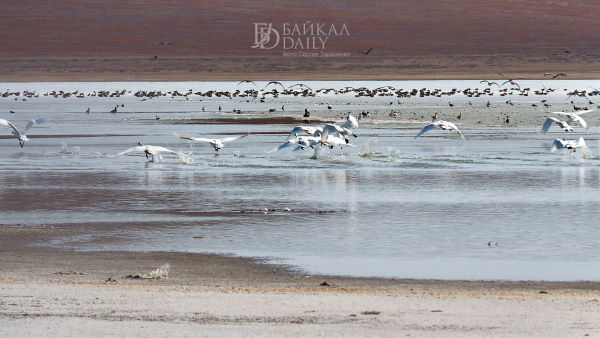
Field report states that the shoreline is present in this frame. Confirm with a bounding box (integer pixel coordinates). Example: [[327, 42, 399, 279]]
[[2, 215, 600, 336], [2, 227, 599, 290], [2, 249, 600, 337]]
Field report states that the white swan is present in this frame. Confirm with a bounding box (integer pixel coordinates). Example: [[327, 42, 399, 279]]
[[0, 118, 47, 147], [115, 142, 178, 162], [550, 109, 596, 129], [541, 117, 573, 133], [551, 137, 587, 152], [415, 120, 464, 139], [175, 133, 248, 152]]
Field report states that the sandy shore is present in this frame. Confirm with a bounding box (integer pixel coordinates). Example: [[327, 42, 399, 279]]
[[2, 54, 600, 82], [1, 228, 600, 336]]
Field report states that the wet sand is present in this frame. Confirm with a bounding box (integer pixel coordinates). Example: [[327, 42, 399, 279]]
[[1, 228, 600, 336]]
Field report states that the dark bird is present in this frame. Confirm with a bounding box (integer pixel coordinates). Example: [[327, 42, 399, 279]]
[[544, 73, 567, 79], [498, 73, 522, 90], [358, 47, 374, 55], [264, 81, 285, 90], [480, 80, 500, 88], [237, 80, 256, 86], [289, 83, 313, 92]]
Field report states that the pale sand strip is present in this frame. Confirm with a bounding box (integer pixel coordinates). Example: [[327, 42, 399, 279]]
[[0, 278, 599, 337]]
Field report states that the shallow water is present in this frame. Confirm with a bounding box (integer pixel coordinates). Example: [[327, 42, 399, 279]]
[[1, 80, 600, 281]]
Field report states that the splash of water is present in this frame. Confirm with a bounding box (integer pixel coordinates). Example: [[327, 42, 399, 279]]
[[310, 147, 319, 160], [59, 143, 80, 154], [358, 140, 375, 158], [177, 152, 195, 165], [387, 147, 401, 159]]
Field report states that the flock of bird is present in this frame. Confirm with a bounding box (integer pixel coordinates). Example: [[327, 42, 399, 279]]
[[0, 104, 592, 162], [111, 114, 360, 161], [414, 107, 596, 154], [4, 75, 600, 102], [0, 113, 359, 161], [2, 78, 599, 160]]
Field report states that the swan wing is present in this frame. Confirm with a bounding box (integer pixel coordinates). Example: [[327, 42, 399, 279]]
[[551, 139, 564, 152], [541, 117, 558, 133], [575, 108, 597, 115], [220, 134, 248, 143], [0, 118, 20, 135], [445, 121, 465, 140], [286, 126, 316, 139], [341, 114, 359, 129], [175, 134, 213, 143], [274, 139, 298, 151], [323, 124, 345, 136], [115, 146, 145, 156], [415, 123, 437, 138], [148, 145, 177, 154], [571, 115, 588, 128], [25, 118, 47, 133]]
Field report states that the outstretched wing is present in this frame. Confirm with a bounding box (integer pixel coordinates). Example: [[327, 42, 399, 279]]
[[415, 123, 437, 138], [25, 118, 47, 133], [220, 134, 248, 143], [341, 114, 359, 129], [149, 145, 178, 154], [286, 126, 320, 139], [550, 139, 564, 152], [264, 81, 285, 90], [115, 146, 145, 156], [272, 139, 298, 152], [569, 115, 588, 129], [289, 83, 313, 91], [175, 134, 213, 143], [323, 124, 345, 136], [445, 121, 465, 139], [0, 118, 20, 135], [541, 117, 558, 133], [237, 80, 256, 86], [575, 108, 597, 115]]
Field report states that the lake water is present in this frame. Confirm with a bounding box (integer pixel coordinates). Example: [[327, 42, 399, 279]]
[[1, 80, 600, 281]]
